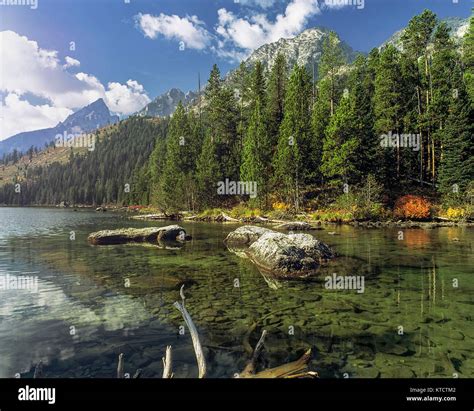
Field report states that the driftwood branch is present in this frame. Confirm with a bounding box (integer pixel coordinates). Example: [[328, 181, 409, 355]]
[[221, 212, 240, 222], [133, 369, 142, 379], [238, 329, 267, 377], [252, 348, 315, 378], [162, 345, 173, 378], [174, 301, 207, 378], [117, 353, 125, 378]]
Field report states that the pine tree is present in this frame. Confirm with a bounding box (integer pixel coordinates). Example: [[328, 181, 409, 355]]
[[266, 53, 287, 147], [234, 62, 252, 151], [321, 92, 359, 186], [196, 131, 221, 209], [319, 31, 345, 116], [347, 54, 378, 181], [463, 15, 474, 104], [273, 65, 312, 210], [310, 78, 331, 184], [430, 22, 458, 184], [203, 64, 239, 181], [438, 66, 474, 194], [240, 62, 271, 207], [241, 104, 268, 208], [401, 10, 438, 183], [158, 102, 194, 212], [374, 45, 403, 186]]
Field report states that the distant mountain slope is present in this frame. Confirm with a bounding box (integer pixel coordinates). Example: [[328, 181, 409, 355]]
[[0, 98, 119, 156], [0, 116, 166, 205], [381, 16, 469, 50], [237, 26, 360, 77], [137, 88, 198, 117]]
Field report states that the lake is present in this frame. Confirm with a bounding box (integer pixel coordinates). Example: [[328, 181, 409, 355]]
[[0, 207, 472, 378]]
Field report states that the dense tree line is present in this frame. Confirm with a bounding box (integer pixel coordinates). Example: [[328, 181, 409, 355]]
[[146, 10, 472, 212], [0, 117, 166, 205], [0, 10, 471, 211]]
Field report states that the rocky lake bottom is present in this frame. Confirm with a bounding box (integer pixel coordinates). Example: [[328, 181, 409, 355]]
[[0, 208, 472, 378]]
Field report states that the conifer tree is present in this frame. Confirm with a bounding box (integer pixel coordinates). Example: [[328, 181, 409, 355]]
[[319, 31, 345, 116], [374, 45, 403, 186], [463, 15, 474, 104], [321, 92, 359, 185], [266, 53, 287, 147], [273, 65, 312, 210], [240, 100, 268, 207], [438, 66, 474, 194]]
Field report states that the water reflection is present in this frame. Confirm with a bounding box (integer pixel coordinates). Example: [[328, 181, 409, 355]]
[[0, 208, 472, 378]]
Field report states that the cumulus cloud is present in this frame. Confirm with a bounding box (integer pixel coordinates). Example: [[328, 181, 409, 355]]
[[215, 0, 321, 60], [134, 1, 321, 62], [135, 12, 211, 50], [0, 30, 150, 140], [0, 93, 73, 140], [64, 56, 80, 68], [105, 80, 152, 115]]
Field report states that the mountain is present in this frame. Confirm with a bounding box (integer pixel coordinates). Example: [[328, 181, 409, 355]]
[[235, 27, 360, 78], [381, 17, 469, 50], [0, 98, 119, 156], [137, 88, 198, 117]]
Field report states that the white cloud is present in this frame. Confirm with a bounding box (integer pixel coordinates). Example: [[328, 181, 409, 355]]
[[0, 93, 73, 140], [105, 80, 151, 115], [0, 30, 151, 140], [135, 12, 211, 50], [215, 0, 320, 60], [64, 56, 80, 68]]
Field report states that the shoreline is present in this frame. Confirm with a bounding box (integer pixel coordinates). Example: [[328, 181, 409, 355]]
[[1, 205, 472, 228]]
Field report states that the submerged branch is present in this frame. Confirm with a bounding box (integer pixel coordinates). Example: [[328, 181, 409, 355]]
[[117, 353, 125, 379], [239, 329, 267, 378], [162, 345, 173, 378], [174, 301, 207, 378]]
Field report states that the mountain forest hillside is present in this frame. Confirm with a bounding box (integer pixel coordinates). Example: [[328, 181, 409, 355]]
[[0, 10, 472, 220]]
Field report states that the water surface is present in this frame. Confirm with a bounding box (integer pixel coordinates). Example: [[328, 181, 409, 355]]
[[0, 207, 472, 378]]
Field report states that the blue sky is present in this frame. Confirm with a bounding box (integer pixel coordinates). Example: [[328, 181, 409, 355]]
[[0, 0, 471, 140]]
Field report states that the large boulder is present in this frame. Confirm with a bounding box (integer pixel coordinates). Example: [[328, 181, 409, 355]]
[[225, 226, 335, 278], [88, 225, 189, 245], [247, 232, 334, 278]]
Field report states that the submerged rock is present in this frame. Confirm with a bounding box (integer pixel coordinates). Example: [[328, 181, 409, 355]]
[[225, 226, 335, 278], [275, 221, 319, 231], [88, 225, 190, 245]]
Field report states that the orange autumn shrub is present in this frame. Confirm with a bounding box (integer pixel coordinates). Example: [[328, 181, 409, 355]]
[[393, 195, 431, 220]]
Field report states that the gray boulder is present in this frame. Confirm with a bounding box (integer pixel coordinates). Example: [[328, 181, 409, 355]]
[[225, 226, 335, 278], [88, 225, 189, 245]]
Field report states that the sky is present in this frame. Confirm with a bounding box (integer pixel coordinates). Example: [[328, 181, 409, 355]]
[[0, 0, 471, 141]]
